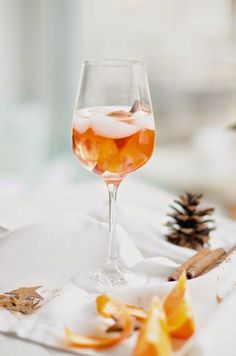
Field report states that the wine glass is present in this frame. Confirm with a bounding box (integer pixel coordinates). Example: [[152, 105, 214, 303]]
[[72, 59, 155, 292]]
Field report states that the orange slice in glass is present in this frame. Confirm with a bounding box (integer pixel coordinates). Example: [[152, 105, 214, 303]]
[[65, 295, 133, 350], [96, 138, 121, 173], [73, 128, 100, 164], [163, 272, 195, 339], [120, 135, 147, 172], [133, 296, 172, 356], [96, 294, 147, 322]]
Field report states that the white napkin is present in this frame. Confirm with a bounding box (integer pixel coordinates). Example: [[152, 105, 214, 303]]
[[0, 213, 145, 291], [0, 212, 236, 356], [0, 334, 51, 356], [0, 177, 230, 263]]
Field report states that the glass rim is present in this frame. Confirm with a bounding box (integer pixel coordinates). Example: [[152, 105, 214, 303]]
[[82, 58, 144, 67]]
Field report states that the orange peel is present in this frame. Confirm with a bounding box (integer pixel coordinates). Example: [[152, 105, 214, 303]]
[[96, 294, 147, 321], [164, 272, 195, 339], [65, 295, 133, 350], [133, 296, 172, 356]]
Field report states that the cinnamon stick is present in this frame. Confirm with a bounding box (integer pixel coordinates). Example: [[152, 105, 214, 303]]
[[202, 245, 236, 275], [221, 244, 236, 260], [186, 248, 225, 279], [167, 248, 211, 281]]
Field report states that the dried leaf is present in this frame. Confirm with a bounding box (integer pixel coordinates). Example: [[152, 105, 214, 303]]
[[6, 286, 43, 301], [0, 286, 43, 315]]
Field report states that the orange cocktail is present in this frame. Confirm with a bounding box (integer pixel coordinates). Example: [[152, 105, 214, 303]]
[[72, 106, 155, 184]]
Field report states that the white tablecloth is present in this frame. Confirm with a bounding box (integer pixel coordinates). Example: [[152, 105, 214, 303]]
[[1, 178, 236, 356]]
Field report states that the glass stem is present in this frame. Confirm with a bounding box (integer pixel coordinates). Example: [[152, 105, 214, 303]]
[[106, 183, 119, 268]]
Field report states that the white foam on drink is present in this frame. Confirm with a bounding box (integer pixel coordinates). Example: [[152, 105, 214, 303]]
[[132, 111, 155, 130], [73, 106, 155, 138], [73, 109, 90, 133], [90, 112, 140, 139]]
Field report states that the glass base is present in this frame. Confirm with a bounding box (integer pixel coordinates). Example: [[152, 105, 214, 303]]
[[73, 263, 148, 294]]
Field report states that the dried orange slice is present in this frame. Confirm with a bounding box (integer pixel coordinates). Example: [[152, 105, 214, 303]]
[[65, 295, 133, 350], [96, 294, 147, 321], [133, 296, 172, 356], [163, 272, 195, 339]]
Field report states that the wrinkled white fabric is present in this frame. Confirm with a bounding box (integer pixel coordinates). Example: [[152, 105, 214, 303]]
[[0, 179, 236, 356]]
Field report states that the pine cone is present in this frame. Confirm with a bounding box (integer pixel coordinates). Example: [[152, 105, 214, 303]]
[[166, 192, 215, 250]]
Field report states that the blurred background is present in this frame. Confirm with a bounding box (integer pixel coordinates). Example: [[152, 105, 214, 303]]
[[1, 0, 236, 218]]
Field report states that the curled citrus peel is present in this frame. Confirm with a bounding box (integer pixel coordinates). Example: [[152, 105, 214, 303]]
[[96, 294, 147, 322], [164, 272, 195, 339], [65, 295, 133, 350], [125, 304, 147, 322], [133, 296, 172, 356], [65, 277, 195, 352]]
